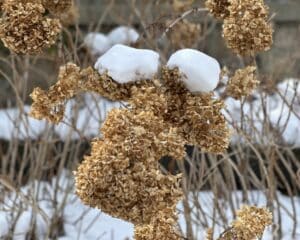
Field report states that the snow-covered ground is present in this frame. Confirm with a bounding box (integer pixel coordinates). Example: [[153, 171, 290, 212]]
[[0, 93, 120, 141], [0, 170, 299, 239]]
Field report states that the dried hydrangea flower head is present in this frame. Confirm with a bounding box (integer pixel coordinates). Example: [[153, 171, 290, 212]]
[[226, 66, 259, 99], [134, 207, 182, 240], [42, 0, 72, 15], [222, 0, 273, 55], [0, 2, 61, 54], [75, 109, 185, 223], [161, 67, 230, 154], [206, 0, 230, 19], [29, 47, 232, 239], [219, 205, 272, 239]]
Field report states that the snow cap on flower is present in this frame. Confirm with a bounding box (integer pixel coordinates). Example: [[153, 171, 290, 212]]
[[167, 49, 221, 93], [94, 44, 160, 84]]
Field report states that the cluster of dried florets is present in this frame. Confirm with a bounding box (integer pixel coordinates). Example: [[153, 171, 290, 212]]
[[226, 66, 259, 99], [205, 0, 230, 19], [0, 0, 72, 54], [29, 55, 230, 238], [217, 206, 272, 240], [206, 0, 273, 56]]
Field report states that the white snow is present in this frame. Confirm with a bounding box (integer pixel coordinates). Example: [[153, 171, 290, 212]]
[[108, 26, 139, 45], [167, 49, 221, 93], [94, 44, 160, 84], [84, 26, 140, 56], [1, 170, 299, 239], [0, 93, 121, 141], [84, 32, 112, 56]]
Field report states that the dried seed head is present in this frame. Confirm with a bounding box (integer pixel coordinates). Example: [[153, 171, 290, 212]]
[[0, 2, 61, 54], [232, 206, 272, 239], [30, 63, 82, 123], [223, 0, 273, 55], [42, 0, 72, 15], [206, 0, 230, 19], [134, 207, 182, 240], [226, 66, 259, 99], [75, 109, 184, 224], [161, 68, 230, 154]]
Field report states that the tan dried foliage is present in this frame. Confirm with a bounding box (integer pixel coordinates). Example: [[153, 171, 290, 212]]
[[222, 0, 273, 55], [219, 206, 272, 240], [0, 2, 61, 54], [206, 0, 230, 19], [226, 66, 259, 99]]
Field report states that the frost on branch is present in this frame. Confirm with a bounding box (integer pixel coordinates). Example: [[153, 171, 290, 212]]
[[94, 44, 160, 84], [167, 49, 221, 93]]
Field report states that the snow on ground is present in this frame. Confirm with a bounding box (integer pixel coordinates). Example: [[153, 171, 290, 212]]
[[0, 170, 299, 239], [0, 93, 121, 141], [84, 26, 139, 56], [94, 44, 160, 84], [167, 49, 221, 93]]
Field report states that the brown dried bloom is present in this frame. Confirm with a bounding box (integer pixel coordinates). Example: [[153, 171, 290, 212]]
[[134, 207, 182, 240], [162, 67, 230, 154], [206, 0, 230, 19], [226, 66, 259, 99], [0, 2, 61, 54], [167, 19, 201, 49], [223, 0, 273, 55], [219, 205, 272, 240], [75, 109, 185, 224], [42, 0, 72, 15], [31, 63, 231, 239], [30, 63, 82, 123], [30, 63, 151, 123]]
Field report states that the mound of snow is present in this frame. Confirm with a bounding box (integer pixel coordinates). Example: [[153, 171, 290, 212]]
[[94, 44, 160, 84], [167, 49, 221, 93], [84, 33, 112, 55], [108, 26, 139, 45]]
